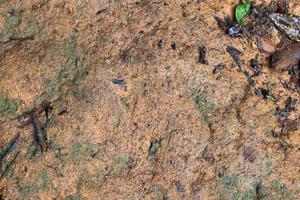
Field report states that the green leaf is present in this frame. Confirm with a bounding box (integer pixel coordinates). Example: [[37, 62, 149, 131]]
[[235, 0, 252, 25]]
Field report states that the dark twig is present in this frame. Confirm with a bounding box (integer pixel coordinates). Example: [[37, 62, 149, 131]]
[[0, 151, 20, 181], [226, 46, 262, 96], [198, 46, 208, 64], [0, 134, 20, 165], [32, 116, 48, 152]]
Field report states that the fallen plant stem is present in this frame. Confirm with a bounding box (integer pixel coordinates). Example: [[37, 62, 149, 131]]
[[226, 46, 262, 96], [0, 150, 20, 181], [0, 133, 19, 165], [32, 116, 47, 152]]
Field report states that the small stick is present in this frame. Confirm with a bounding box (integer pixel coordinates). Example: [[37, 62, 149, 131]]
[[32, 116, 47, 152], [226, 46, 262, 96], [198, 46, 208, 64], [0, 134, 20, 165], [0, 151, 20, 181]]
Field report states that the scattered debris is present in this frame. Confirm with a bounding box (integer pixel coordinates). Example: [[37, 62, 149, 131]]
[[244, 2, 276, 37], [58, 108, 68, 115], [249, 54, 261, 75], [236, 108, 246, 125], [201, 146, 215, 164], [215, 1, 296, 41], [175, 181, 186, 193], [259, 88, 276, 102], [0, 150, 20, 181], [214, 15, 242, 37], [214, 15, 232, 33], [148, 131, 172, 161], [275, 97, 299, 136], [226, 46, 261, 96], [112, 79, 125, 86], [284, 117, 300, 132], [290, 65, 300, 87], [44, 104, 53, 121], [275, 97, 295, 117], [269, 13, 300, 42], [198, 45, 208, 64], [140, 80, 147, 95], [148, 139, 161, 161], [0, 134, 19, 165], [95, 5, 109, 15], [284, 97, 295, 113], [213, 63, 225, 73], [256, 36, 276, 53], [32, 116, 48, 152], [243, 146, 256, 162], [171, 42, 176, 50], [157, 39, 163, 49]]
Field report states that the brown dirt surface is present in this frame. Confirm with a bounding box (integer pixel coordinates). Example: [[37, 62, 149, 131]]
[[0, 0, 299, 199]]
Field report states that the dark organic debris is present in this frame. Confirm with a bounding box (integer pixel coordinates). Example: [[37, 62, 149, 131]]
[[44, 104, 53, 121], [249, 55, 261, 75], [283, 97, 294, 113], [275, 97, 296, 117], [32, 116, 48, 152], [148, 139, 160, 160], [0, 150, 20, 181], [275, 97, 299, 136], [171, 42, 176, 50], [260, 88, 269, 99], [158, 39, 163, 49], [175, 181, 186, 193], [1, 36, 35, 45], [214, 15, 232, 33], [226, 46, 242, 57], [201, 146, 215, 164], [58, 108, 68, 115], [226, 46, 261, 96], [260, 88, 276, 102], [95, 5, 109, 15], [290, 65, 300, 87], [236, 108, 246, 125], [285, 117, 300, 132], [112, 79, 125, 85], [215, 1, 294, 41], [214, 15, 243, 37], [198, 46, 208, 64], [121, 50, 131, 62], [243, 146, 256, 162], [0, 133, 19, 165], [213, 63, 225, 73]]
